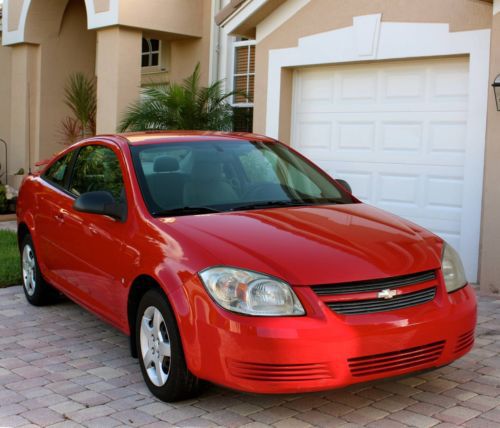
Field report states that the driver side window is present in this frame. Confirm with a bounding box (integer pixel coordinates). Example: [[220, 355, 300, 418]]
[[70, 145, 125, 200]]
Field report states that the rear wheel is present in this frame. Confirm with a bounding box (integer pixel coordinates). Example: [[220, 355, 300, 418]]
[[136, 288, 202, 402], [21, 235, 58, 306]]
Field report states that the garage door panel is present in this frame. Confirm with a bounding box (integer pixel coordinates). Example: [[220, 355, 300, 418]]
[[294, 114, 467, 166]]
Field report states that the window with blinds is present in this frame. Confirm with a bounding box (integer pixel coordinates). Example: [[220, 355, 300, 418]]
[[233, 40, 255, 105]]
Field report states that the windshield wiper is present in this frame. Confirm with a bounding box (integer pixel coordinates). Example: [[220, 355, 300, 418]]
[[229, 200, 313, 212], [152, 206, 221, 217], [230, 198, 346, 212]]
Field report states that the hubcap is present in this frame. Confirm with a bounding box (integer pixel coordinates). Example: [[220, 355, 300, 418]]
[[140, 306, 171, 387], [22, 244, 36, 297]]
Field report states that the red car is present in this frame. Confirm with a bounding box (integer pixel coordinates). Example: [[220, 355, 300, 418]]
[[17, 132, 476, 402]]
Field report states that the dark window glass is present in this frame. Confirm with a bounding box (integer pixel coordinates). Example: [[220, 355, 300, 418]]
[[43, 151, 74, 188], [150, 39, 160, 51], [70, 145, 125, 200], [233, 107, 253, 132], [141, 37, 161, 68]]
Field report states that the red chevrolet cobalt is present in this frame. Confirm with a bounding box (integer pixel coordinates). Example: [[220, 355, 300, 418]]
[[16, 132, 476, 402]]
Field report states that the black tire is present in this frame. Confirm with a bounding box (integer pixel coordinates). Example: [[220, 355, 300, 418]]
[[136, 288, 202, 402], [20, 235, 58, 306]]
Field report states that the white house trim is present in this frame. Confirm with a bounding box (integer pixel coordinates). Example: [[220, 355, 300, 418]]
[[352, 13, 382, 57], [256, 0, 311, 43], [494, 0, 500, 15], [85, 0, 119, 30], [222, 0, 266, 35], [265, 18, 491, 281], [2, 0, 119, 45], [2, 0, 31, 45]]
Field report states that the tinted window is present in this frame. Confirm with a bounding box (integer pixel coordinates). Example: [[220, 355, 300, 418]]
[[70, 145, 125, 200], [43, 151, 74, 188], [131, 140, 355, 216]]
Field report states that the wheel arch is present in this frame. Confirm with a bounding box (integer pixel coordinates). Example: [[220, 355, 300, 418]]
[[17, 222, 30, 249], [127, 275, 163, 358]]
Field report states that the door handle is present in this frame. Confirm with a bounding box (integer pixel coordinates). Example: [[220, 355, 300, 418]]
[[54, 213, 65, 223], [88, 225, 99, 235]]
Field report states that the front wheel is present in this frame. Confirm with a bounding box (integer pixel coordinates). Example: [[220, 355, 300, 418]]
[[136, 288, 202, 402], [20, 235, 58, 306]]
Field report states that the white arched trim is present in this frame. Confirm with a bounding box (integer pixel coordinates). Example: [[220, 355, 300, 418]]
[[2, 0, 119, 46], [265, 16, 491, 281]]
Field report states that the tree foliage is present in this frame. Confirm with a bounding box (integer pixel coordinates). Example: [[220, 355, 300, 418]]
[[119, 64, 234, 132], [59, 73, 96, 145]]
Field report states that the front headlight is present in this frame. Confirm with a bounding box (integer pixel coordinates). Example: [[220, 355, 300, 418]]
[[441, 243, 467, 293], [199, 267, 305, 316]]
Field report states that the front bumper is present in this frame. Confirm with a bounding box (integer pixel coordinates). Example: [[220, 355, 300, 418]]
[[182, 281, 476, 394]]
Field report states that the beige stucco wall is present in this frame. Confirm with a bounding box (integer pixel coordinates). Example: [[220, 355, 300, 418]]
[[0, 40, 11, 178], [120, 0, 203, 38], [253, 0, 494, 139], [9, 44, 39, 177], [169, 0, 213, 85], [96, 26, 141, 133], [480, 12, 500, 294], [37, 0, 96, 160]]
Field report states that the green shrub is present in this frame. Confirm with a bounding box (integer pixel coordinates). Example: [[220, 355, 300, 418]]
[[0, 184, 7, 214]]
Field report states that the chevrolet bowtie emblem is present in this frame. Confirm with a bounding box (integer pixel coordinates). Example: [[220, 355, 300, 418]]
[[378, 289, 398, 299]]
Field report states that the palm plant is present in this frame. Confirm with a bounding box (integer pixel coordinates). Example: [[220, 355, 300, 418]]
[[59, 72, 97, 145], [119, 64, 235, 132]]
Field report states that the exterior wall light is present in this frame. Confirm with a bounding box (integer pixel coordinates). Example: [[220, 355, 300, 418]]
[[493, 75, 500, 111]]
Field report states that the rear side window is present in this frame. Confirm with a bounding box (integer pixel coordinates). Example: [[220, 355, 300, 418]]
[[69, 145, 125, 200], [43, 151, 74, 188]]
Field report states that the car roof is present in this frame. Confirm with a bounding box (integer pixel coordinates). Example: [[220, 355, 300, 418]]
[[108, 131, 277, 146]]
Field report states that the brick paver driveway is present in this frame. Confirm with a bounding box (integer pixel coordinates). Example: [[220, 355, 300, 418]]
[[0, 286, 499, 428]]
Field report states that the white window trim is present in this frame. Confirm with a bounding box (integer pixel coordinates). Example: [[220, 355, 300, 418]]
[[230, 38, 256, 107]]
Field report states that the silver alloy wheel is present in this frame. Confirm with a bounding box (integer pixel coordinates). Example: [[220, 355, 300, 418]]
[[22, 244, 36, 297], [140, 306, 171, 387]]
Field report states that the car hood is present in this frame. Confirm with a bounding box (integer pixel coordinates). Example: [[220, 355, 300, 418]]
[[156, 204, 443, 286]]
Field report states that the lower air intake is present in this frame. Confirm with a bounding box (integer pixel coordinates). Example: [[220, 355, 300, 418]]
[[227, 360, 332, 382], [348, 340, 445, 377]]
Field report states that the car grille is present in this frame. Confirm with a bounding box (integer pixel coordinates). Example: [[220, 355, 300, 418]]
[[325, 287, 437, 315], [312, 270, 438, 315], [227, 360, 332, 382], [348, 340, 446, 377], [311, 270, 436, 296], [455, 330, 474, 354]]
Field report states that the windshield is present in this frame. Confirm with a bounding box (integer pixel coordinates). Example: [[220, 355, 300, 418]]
[[130, 140, 357, 216]]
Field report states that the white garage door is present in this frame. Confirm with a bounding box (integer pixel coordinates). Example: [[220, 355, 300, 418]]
[[291, 56, 481, 281]]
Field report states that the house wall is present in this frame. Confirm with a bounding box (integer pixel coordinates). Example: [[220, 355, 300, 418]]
[[169, 0, 213, 85], [0, 39, 11, 178], [252, 0, 493, 141], [37, 0, 96, 160], [480, 10, 500, 294], [120, 0, 203, 38]]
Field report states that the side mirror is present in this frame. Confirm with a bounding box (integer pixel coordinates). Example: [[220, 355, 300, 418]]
[[73, 191, 126, 221], [336, 179, 352, 194]]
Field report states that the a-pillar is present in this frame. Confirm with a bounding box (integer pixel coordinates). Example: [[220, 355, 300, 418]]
[[95, 27, 142, 134], [9, 44, 40, 176], [480, 1, 500, 294]]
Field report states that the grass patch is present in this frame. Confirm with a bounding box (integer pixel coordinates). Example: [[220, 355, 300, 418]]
[[0, 230, 21, 287]]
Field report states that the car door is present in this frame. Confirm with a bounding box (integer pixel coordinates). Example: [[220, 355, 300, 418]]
[[59, 143, 132, 326], [36, 149, 79, 281]]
